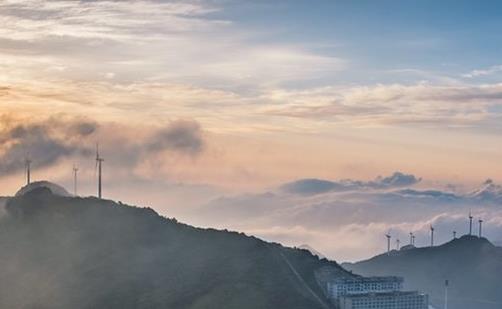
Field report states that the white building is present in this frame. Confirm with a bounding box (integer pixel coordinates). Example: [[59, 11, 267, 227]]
[[327, 276, 428, 309], [327, 276, 404, 299], [338, 291, 429, 309]]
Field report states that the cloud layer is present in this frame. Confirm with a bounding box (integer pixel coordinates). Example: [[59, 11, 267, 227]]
[[280, 172, 421, 195], [192, 173, 502, 262], [1, 0, 502, 135], [0, 116, 97, 173], [148, 120, 204, 155], [264, 83, 502, 128], [0, 115, 206, 179]]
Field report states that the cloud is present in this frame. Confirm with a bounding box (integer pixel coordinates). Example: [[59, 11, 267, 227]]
[[6, 0, 502, 134], [280, 172, 421, 196], [195, 175, 502, 261], [462, 65, 502, 78], [196, 47, 345, 87], [394, 189, 461, 202], [376, 172, 421, 188], [263, 83, 502, 128], [467, 179, 502, 203], [148, 120, 204, 155], [0, 0, 221, 42], [0, 86, 10, 97], [0, 115, 207, 178], [0, 0, 343, 92], [280, 179, 343, 195], [0, 116, 97, 174], [2, 0, 502, 138]]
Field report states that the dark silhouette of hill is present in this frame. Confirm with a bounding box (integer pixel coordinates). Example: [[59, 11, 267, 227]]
[[343, 235, 502, 309], [0, 186, 351, 309]]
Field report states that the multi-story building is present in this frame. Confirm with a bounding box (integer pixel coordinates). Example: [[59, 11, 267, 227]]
[[326, 276, 428, 309], [338, 291, 429, 309], [327, 276, 403, 299]]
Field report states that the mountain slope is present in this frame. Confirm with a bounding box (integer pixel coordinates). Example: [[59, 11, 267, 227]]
[[0, 186, 350, 309], [343, 236, 502, 309]]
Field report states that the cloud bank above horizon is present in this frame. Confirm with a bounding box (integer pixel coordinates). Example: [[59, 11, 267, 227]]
[[192, 174, 502, 261]]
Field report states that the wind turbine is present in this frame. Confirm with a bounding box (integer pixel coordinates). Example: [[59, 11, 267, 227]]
[[409, 232, 413, 245], [479, 219, 483, 238], [396, 238, 400, 250], [95, 143, 104, 199], [430, 225, 435, 247], [469, 211, 473, 236], [25, 154, 32, 185], [385, 232, 391, 254], [73, 164, 79, 196], [453, 231, 457, 239]]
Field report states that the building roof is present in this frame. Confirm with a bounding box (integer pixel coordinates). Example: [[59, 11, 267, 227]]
[[331, 276, 404, 284], [340, 291, 426, 299], [15, 181, 71, 197]]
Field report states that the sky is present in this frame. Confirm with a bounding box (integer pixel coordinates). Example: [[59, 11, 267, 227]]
[[1, 0, 502, 261]]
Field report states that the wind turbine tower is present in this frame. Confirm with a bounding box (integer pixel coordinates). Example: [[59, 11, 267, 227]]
[[469, 212, 473, 236], [396, 238, 400, 250], [96, 144, 104, 199], [385, 233, 391, 254], [430, 225, 435, 247], [479, 219, 483, 238], [410, 232, 415, 246], [73, 165, 79, 196], [453, 231, 457, 239], [444, 280, 449, 309], [25, 155, 32, 185]]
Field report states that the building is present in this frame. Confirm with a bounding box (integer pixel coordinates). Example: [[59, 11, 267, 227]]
[[338, 291, 429, 309], [326, 276, 428, 309], [327, 276, 404, 299]]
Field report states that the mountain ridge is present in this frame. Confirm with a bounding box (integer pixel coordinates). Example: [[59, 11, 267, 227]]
[[0, 185, 351, 309], [343, 235, 502, 309]]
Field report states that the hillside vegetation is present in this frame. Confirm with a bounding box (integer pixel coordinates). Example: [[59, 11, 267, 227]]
[[344, 235, 502, 309], [0, 187, 350, 309]]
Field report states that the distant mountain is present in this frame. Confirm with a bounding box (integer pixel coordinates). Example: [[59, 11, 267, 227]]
[[343, 235, 502, 309], [0, 183, 352, 309]]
